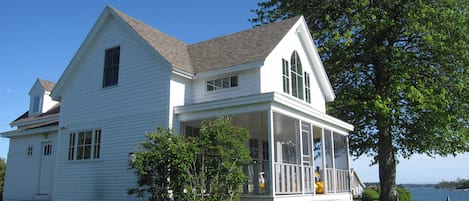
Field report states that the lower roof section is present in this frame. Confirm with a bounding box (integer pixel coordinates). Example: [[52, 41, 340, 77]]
[[174, 92, 353, 134]]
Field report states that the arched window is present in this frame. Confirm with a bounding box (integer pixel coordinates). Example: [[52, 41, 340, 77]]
[[290, 51, 304, 99]]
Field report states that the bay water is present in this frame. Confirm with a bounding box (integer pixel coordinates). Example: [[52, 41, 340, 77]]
[[407, 186, 469, 201]]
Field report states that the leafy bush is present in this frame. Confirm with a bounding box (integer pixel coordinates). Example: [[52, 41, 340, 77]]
[[128, 116, 251, 201], [362, 186, 412, 201], [397, 186, 412, 201], [362, 188, 379, 201]]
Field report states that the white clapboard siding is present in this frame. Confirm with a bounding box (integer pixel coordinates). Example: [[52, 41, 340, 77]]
[[192, 68, 261, 104], [169, 73, 192, 128], [3, 132, 57, 201], [261, 25, 326, 113], [54, 14, 173, 201]]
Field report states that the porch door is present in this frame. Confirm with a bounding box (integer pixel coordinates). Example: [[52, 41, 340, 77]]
[[38, 142, 53, 194], [301, 123, 314, 192]]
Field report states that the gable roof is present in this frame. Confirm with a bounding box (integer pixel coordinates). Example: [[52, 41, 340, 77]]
[[29, 78, 56, 95], [52, 6, 334, 101], [109, 7, 193, 73], [38, 79, 56, 91], [109, 6, 299, 73], [188, 16, 301, 72]]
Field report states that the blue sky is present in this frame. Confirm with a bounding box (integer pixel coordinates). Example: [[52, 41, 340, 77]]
[[1, 0, 467, 184]]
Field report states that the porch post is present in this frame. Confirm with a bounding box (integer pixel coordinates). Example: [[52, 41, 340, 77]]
[[299, 120, 305, 195], [268, 109, 275, 197], [321, 128, 327, 194]]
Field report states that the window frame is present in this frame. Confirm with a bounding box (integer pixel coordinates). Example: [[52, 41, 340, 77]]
[[32, 95, 41, 113], [282, 58, 290, 94], [102, 46, 120, 88], [206, 75, 238, 92], [68, 129, 102, 161], [290, 51, 304, 100], [304, 72, 311, 103]]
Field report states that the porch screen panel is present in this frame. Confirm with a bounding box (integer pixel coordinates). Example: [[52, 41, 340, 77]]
[[333, 133, 350, 192], [273, 112, 301, 194], [324, 129, 334, 192], [313, 126, 324, 194], [273, 113, 299, 164]]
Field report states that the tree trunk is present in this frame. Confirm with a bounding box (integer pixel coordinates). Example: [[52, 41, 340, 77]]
[[378, 125, 398, 201]]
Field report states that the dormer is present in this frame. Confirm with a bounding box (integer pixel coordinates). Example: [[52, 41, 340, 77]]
[[29, 79, 57, 117]]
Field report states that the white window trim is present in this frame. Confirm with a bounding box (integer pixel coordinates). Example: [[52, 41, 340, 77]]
[[206, 75, 239, 92], [68, 129, 102, 161]]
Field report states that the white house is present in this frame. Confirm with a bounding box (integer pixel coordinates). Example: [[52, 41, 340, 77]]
[[350, 169, 366, 199], [1, 79, 58, 201], [1, 6, 354, 201]]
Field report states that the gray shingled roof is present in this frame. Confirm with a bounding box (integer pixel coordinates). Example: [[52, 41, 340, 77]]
[[38, 79, 56, 91], [110, 6, 300, 74], [188, 16, 301, 73], [12, 103, 60, 123], [111, 7, 193, 73]]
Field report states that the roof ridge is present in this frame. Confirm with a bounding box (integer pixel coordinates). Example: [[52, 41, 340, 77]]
[[188, 16, 301, 72], [38, 78, 56, 91], [190, 16, 302, 46], [108, 6, 194, 73]]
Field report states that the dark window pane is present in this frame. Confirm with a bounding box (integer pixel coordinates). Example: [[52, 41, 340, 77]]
[[103, 46, 120, 87], [231, 76, 238, 87]]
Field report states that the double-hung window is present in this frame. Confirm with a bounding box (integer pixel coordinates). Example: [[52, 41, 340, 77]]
[[103, 46, 120, 88], [68, 129, 101, 160]]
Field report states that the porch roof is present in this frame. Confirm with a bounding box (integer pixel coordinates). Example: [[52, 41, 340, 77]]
[[174, 92, 354, 133]]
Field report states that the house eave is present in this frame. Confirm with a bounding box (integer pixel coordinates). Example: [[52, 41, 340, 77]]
[[194, 60, 264, 79], [1, 125, 58, 138], [295, 16, 336, 102], [10, 114, 59, 128], [172, 68, 194, 79], [174, 92, 353, 132]]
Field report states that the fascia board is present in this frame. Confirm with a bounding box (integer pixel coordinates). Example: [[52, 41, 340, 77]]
[[295, 17, 336, 102], [51, 7, 112, 101], [10, 114, 59, 128], [273, 93, 353, 132], [174, 92, 353, 132], [1, 125, 58, 138], [194, 60, 264, 79]]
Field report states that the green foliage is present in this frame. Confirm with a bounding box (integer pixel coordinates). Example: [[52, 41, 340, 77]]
[[396, 186, 412, 201], [436, 178, 469, 189], [362, 188, 379, 201], [1, 157, 5, 200], [251, 1, 468, 200], [128, 116, 251, 201], [362, 186, 411, 201]]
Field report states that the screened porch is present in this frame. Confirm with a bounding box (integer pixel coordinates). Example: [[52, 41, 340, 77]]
[[180, 110, 351, 198]]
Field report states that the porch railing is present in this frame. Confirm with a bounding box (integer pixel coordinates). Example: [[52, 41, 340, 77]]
[[243, 162, 270, 195], [335, 169, 350, 192], [275, 163, 302, 194], [326, 168, 350, 193], [244, 162, 349, 195]]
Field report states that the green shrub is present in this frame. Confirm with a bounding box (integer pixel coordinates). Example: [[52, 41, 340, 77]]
[[397, 186, 412, 201], [362, 188, 379, 201]]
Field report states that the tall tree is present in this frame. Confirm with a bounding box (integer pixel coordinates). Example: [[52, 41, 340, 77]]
[[251, 1, 468, 200], [1, 158, 5, 200]]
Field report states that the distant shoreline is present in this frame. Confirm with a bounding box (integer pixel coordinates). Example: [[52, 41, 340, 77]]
[[452, 188, 469, 192]]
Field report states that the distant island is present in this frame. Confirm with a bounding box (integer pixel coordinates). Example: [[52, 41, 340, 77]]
[[435, 178, 469, 190]]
